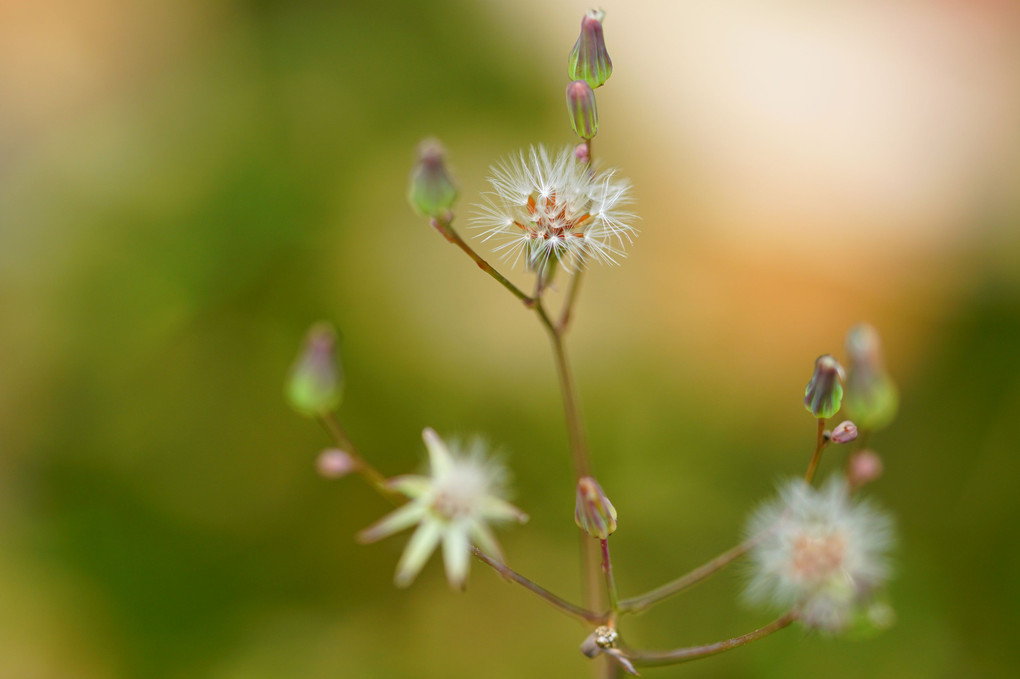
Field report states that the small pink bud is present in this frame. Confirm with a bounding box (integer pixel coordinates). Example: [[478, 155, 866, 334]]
[[829, 420, 858, 444], [316, 448, 355, 479], [573, 143, 589, 164], [575, 476, 617, 539], [848, 449, 883, 487]]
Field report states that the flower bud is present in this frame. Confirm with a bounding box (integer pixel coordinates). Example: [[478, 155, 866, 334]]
[[844, 324, 899, 431], [574, 476, 617, 539], [573, 142, 590, 164], [407, 138, 458, 219], [566, 80, 599, 140], [829, 420, 859, 444], [286, 322, 343, 418], [804, 354, 846, 419], [848, 449, 883, 488], [568, 9, 613, 89], [316, 448, 355, 479]]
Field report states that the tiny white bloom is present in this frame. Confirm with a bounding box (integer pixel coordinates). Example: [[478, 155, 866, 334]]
[[744, 477, 894, 632], [472, 145, 636, 271], [358, 428, 528, 589]]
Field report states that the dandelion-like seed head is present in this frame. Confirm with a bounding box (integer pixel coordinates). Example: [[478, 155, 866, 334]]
[[745, 477, 894, 632], [358, 429, 527, 590], [472, 145, 636, 272]]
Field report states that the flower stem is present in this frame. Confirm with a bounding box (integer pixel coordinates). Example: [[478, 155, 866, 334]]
[[804, 418, 827, 484], [618, 612, 797, 666], [617, 539, 752, 614], [471, 546, 607, 625], [318, 413, 402, 502], [431, 216, 534, 306], [558, 269, 585, 332], [600, 538, 620, 615]]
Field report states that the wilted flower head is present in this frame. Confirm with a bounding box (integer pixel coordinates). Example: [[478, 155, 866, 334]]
[[745, 477, 893, 632], [358, 428, 528, 589], [472, 145, 635, 271]]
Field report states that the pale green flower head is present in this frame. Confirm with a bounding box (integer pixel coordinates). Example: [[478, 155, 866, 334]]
[[358, 428, 528, 589]]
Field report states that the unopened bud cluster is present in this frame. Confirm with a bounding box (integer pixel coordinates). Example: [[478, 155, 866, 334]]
[[565, 9, 613, 142]]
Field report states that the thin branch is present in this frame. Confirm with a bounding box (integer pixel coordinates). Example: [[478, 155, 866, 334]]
[[471, 547, 607, 625], [318, 414, 402, 502], [618, 612, 797, 667], [617, 540, 752, 615], [600, 538, 619, 615], [558, 268, 585, 333], [804, 418, 827, 483], [431, 217, 534, 306]]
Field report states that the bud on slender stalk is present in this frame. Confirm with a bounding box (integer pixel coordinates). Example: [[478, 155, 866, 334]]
[[804, 354, 846, 419], [829, 420, 859, 444], [573, 142, 590, 164], [844, 324, 899, 431], [407, 138, 458, 219], [566, 80, 599, 140], [575, 476, 617, 539], [286, 323, 343, 418], [316, 448, 356, 479], [568, 9, 613, 88]]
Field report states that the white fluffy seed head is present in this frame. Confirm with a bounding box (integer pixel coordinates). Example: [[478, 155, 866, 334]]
[[744, 477, 894, 632], [471, 145, 636, 271]]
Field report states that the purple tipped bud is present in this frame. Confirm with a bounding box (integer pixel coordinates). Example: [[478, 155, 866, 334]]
[[407, 138, 458, 219], [286, 323, 343, 418], [844, 324, 899, 431], [829, 420, 859, 444], [566, 80, 599, 140], [316, 448, 356, 479], [573, 143, 590, 164], [568, 9, 613, 89], [848, 449, 884, 487], [804, 354, 846, 419], [574, 476, 617, 539]]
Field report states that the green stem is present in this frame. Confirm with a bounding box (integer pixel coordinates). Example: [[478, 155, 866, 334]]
[[318, 414, 401, 502], [619, 612, 797, 666], [617, 539, 752, 614], [471, 547, 607, 625], [558, 268, 585, 332], [600, 538, 619, 615], [431, 217, 534, 306], [804, 418, 827, 484]]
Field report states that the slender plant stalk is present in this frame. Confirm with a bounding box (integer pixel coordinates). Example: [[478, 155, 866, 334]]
[[618, 539, 752, 614], [600, 538, 620, 615], [804, 418, 827, 483], [558, 269, 585, 332], [318, 413, 401, 502], [431, 217, 534, 306], [619, 612, 797, 666], [471, 547, 607, 625]]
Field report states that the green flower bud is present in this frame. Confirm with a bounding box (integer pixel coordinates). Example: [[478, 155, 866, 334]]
[[407, 138, 458, 219], [566, 80, 599, 140], [574, 476, 617, 539], [568, 9, 613, 89], [286, 322, 343, 418], [804, 354, 845, 419], [844, 324, 899, 431]]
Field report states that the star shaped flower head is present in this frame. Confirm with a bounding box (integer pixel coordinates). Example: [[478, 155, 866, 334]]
[[358, 428, 528, 589], [744, 477, 894, 632], [472, 145, 635, 272]]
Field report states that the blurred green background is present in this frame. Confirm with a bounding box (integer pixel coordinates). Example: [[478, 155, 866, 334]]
[[2, 0, 1019, 677]]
